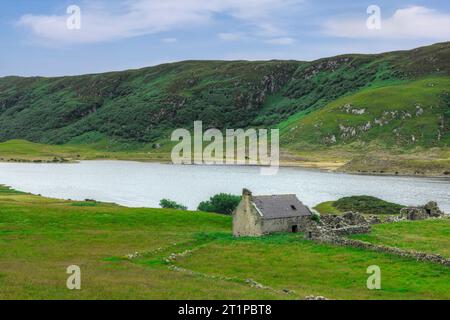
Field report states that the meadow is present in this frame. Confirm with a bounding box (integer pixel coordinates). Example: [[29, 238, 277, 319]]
[[351, 220, 450, 258], [0, 185, 448, 300]]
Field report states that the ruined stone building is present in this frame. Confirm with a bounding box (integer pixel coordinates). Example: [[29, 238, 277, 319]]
[[233, 189, 313, 237], [400, 201, 445, 220]]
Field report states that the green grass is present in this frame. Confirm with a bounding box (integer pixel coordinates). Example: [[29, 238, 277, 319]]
[[0, 139, 172, 163], [282, 77, 450, 150], [313, 201, 343, 215], [175, 235, 450, 300], [0, 185, 449, 300], [334, 196, 404, 215], [0, 185, 27, 195], [314, 196, 404, 215], [0, 186, 275, 299], [351, 219, 450, 258]]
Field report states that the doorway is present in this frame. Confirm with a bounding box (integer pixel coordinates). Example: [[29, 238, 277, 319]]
[[292, 225, 298, 233]]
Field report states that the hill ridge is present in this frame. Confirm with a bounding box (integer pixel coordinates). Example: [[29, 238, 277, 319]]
[[0, 42, 449, 158]]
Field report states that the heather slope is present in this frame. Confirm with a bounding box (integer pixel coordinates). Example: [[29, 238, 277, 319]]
[[0, 42, 449, 173]]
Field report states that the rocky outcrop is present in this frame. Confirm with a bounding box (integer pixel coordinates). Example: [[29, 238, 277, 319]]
[[342, 103, 366, 115], [323, 134, 337, 145], [302, 57, 352, 80], [331, 103, 431, 145], [338, 121, 373, 140]]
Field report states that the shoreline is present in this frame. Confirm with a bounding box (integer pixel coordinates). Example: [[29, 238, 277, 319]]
[[1, 157, 450, 179]]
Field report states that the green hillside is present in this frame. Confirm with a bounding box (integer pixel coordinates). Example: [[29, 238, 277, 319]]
[[282, 77, 450, 149], [0, 42, 449, 173]]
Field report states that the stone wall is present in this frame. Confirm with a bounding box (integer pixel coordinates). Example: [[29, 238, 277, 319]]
[[262, 216, 311, 234], [332, 225, 372, 236], [314, 235, 450, 267], [400, 201, 445, 221], [309, 212, 372, 237], [304, 204, 449, 266]]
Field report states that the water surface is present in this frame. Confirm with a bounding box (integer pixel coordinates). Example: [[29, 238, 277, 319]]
[[0, 161, 449, 212]]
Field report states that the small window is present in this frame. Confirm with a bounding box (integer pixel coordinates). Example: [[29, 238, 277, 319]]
[[291, 205, 297, 210]]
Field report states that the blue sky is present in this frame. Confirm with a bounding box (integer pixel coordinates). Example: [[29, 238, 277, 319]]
[[1, 0, 449, 77]]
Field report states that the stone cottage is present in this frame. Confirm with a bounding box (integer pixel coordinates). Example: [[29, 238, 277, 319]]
[[233, 189, 313, 237]]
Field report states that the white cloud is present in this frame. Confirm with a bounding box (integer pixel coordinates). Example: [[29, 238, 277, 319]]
[[265, 37, 295, 45], [256, 23, 288, 38], [324, 6, 450, 40], [18, 0, 303, 45]]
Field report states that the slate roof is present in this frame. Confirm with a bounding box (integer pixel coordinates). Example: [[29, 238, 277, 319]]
[[252, 194, 312, 219]]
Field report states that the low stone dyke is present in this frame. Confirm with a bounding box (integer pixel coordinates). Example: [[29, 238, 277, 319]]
[[314, 236, 450, 267], [332, 225, 372, 236]]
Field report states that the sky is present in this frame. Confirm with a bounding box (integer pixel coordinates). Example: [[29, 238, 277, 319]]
[[0, 0, 449, 77]]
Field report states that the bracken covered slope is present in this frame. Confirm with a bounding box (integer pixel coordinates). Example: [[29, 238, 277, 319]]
[[0, 42, 449, 152]]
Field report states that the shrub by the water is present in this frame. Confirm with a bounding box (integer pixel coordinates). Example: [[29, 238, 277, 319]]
[[334, 196, 404, 215], [159, 199, 187, 210], [197, 193, 241, 215]]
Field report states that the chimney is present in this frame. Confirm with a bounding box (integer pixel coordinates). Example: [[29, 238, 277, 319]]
[[242, 188, 252, 212], [242, 188, 252, 197]]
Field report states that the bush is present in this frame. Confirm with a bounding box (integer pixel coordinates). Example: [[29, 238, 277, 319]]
[[334, 195, 404, 215], [311, 213, 321, 223], [159, 199, 187, 210], [197, 193, 241, 215]]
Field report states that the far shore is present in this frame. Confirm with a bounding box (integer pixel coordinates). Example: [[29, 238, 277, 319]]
[[2, 156, 450, 179]]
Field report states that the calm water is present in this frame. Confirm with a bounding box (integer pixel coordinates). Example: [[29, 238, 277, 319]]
[[0, 161, 449, 212]]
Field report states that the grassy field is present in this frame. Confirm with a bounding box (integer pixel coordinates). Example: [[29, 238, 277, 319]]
[[0, 185, 449, 300], [174, 235, 449, 300], [351, 220, 450, 258], [0, 185, 273, 299], [0, 139, 172, 163]]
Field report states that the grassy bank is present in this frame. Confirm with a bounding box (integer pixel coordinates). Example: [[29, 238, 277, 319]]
[[313, 196, 405, 216], [0, 185, 448, 300], [1, 139, 450, 177], [0, 139, 172, 163]]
